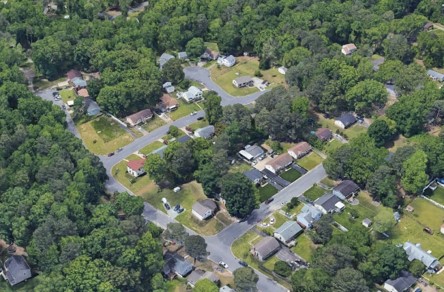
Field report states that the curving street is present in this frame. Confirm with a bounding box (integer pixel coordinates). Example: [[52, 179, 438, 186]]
[[36, 66, 326, 292]]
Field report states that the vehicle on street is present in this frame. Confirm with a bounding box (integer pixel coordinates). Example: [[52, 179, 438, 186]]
[[239, 261, 248, 267], [116, 148, 123, 152], [52, 91, 58, 97], [190, 111, 197, 116], [219, 261, 228, 269], [265, 198, 274, 205], [107, 152, 114, 157], [61, 105, 66, 110], [197, 116, 204, 120]]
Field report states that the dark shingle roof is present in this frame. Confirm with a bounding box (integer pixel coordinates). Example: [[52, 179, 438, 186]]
[[315, 193, 341, 212], [336, 113, 356, 127], [243, 168, 264, 183], [4, 255, 32, 286], [254, 237, 280, 258], [333, 180, 359, 198], [385, 271, 417, 292]]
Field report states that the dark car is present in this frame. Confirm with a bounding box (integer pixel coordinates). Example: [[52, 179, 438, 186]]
[[164, 203, 171, 210], [265, 198, 274, 205], [174, 204, 180, 211], [107, 152, 115, 157], [52, 91, 58, 97], [177, 207, 184, 213], [197, 116, 204, 120], [239, 261, 248, 267]]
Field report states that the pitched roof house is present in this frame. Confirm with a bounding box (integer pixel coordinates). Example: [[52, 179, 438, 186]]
[[158, 94, 179, 112], [85, 98, 101, 116], [238, 145, 265, 162], [201, 48, 220, 61], [125, 109, 153, 127], [127, 159, 146, 177], [314, 193, 344, 214], [192, 199, 217, 221], [2, 255, 32, 286], [71, 77, 87, 88], [195, 125, 215, 139], [163, 252, 193, 278], [243, 168, 265, 185], [265, 153, 293, 174], [427, 69, 444, 82], [332, 180, 360, 200], [252, 237, 281, 261], [383, 271, 417, 292], [334, 112, 356, 129], [217, 55, 236, 67], [288, 142, 312, 160], [159, 53, 175, 69], [296, 204, 323, 228], [274, 221, 303, 245], [183, 86, 203, 102], [77, 88, 89, 98], [341, 43, 357, 55], [403, 242, 441, 272], [178, 51, 188, 59], [278, 66, 288, 75], [232, 76, 253, 88], [315, 128, 332, 141], [163, 82, 175, 94], [66, 69, 82, 81]]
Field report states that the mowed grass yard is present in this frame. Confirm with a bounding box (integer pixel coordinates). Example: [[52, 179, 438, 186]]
[[317, 114, 367, 140], [280, 168, 301, 182], [297, 152, 324, 170], [303, 185, 326, 201], [78, 116, 134, 154], [168, 99, 201, 120], [141, 116, 166, 132], [60, 88, 76, 103], [324, 139, 344, 154], [291, 234, 317, 262], [139, 141, 164, 156], [187, 119, 209, 131], [428, 186, 444, 205], [256, 184, 278, 202], [210, 57, 285, 96]]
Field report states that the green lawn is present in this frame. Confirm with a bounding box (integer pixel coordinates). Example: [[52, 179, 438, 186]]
[[297, 152, 324, 170], [169, 99, 201, 120], [320, 177, 336, 188], [303, 185, 326, 201], [60, 88, 76, 103], [187, 119, 209, 131], [280, 168, 302, 182], [78, 116, 134, 154], [256, 184, 278, 202], [229, 162, 253, 174], [141, 116, 166, 132], [428, 186, 444, 205], [272, 212, 289, 229], [291, 234, 317, 262], [205, 42, 219, 52], [317, 114, 367, 141], [324, 139, 343, 154], [232, 230, 262, 268], [344, 125, 368, 140], [139, 141, 164, 155]]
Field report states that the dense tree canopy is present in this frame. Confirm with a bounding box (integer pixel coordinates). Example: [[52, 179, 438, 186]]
[[220, 173, 257, 218]]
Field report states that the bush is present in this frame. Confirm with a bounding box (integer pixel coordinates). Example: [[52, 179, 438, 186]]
[[286, 197, 300, 209], [270, 141, 282, 153], [409, 259, 425, 277], [254, 70, 263, 77], [168, 125, 180, 137], [274, 261, 292, 277], [349, 209, 359, 219]]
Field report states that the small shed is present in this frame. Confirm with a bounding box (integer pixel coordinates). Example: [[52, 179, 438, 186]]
[[405, 205, 414, 212], [362, 218, 372, 228]]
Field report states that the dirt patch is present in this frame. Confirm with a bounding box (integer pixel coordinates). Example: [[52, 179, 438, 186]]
[[0, 239, 27, 256]]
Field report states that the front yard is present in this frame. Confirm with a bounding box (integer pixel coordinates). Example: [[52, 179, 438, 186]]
[[303, 185, 326, 201], [139, 141, 164, 156], [168, 99, 201, 121], [297, 152, 324, 170], [280, 168, 301, 182], [187, 119, 209, 131], [256, 184, 278, 202], [78, 116, 134, 154], [141, 116, 166, 132]]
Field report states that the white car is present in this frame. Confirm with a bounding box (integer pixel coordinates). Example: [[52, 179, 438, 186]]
[[219, 261, 228, 269], [190, 111, 197, 116]]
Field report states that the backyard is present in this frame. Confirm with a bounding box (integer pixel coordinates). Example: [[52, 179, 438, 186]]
[[168, 99, 201, 120], [291, 234, 317, 262], [324, 139, 343, 154], [427, 186, 444, 205], [280, 168, 301, 182], [78, 116, 134, 154], [303, 185, 326, 201], [210, 57, 285, 96], [297, 152, 324, 170], [317, 114, 367, 140], [256, 184, 278, 202]]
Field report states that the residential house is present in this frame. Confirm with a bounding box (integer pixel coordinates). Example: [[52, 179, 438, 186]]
[[332, 180, 360, 200], [67, 100, 74, 107], [194, 125, 215, 139], [177, 135, 192, 144], [217, 55, 236, 67], [315, 128, 332, 141], [243, 168, 266, 185], [127, 159, 146, 177], [288, 142, 312, 160], [163, 252, 193, 278], [238, 145, 265, 163], [383, 271, 417, 292], [159, 53, 175, 69], [1, 256, 32, 286], [187, 269, 205, 287], [273, 221, 303, 246], [163, 82, 175, 94], [341, 43, 357, 55], [403, 242, 441, 273], [71, 77, 87, 89], [252, 236, 281, 261], [66, 69, 82, 81], [201, 48, 220, 61], [427, 69, 444, 82], [204, 272, 220, 285], [158, 94, 179, 112], [362, 218, 372, 228], [126, 109, 153, 127], [278, 66, 288, 75], [265, 153, 293, 174], [178, 51, 188, 60], [192, 199, 217, 220], [232, 76, 254, 88], [85, 98, 101, 116], [77, 88, 89, 98], [151, 145, 168, 158], [183, 86, 203, 102], [314, 193, 344, 214], [297, 204, 323, 228], [334, 112, 357, 129]]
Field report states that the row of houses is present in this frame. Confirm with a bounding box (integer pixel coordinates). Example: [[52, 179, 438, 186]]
[[66, 69, 101, 116], [265, 141, 313, 174]]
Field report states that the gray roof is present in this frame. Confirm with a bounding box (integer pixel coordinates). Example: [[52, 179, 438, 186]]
[[225, 55, 236, 64], [385, 271, 417, 292], [315, 193, 341, 212], [188, 86, 202, 96], [234, 76, 253, 84], [240, 145, 264, 160], [86, 100, 101, 116], [192, 199, 217, 217], [4, 256, 32, 286], [159, 53, 175, 67], [297, 204, 322, 226], [336, 112, 356, 127], [403, 242, 438, 268], [178, 51, 188, 59], [362, 218, 372, 225], [163, 252, 193, 276], [151, 145, 168, 158], [163, 82, 172, 88], [243, 168, 264, 183], [427, 69, 444, 81], [195, 125, 215, 139], [333, 180, 360, 198], [71, 77, 87, 87], [177, 135, 192, 144], [254, 236, 280, 258], [274, 221, 303, 242]]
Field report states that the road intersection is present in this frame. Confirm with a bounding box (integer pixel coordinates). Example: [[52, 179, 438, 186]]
[[36, 66, 326, 292]]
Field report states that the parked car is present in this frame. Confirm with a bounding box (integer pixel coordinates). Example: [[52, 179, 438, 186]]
[[177, 207, 184, 213], [164, 203, 171, 210], [265, 198, 274, 205], [61, 104, 66, 110], [52, 91, 58, 97], [174, 204, 180, 211], [161, 198, 168, 204], [197, 116, 204, 120], [107, 152, 115, 157], [190, 111, 197, 116], [219, 261, 228, 269], [239, 261, 248, 267], [423, 227, 433, 235]]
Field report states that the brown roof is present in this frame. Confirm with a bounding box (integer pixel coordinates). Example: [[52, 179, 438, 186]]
[[126, 109, 153, 124], [315, 128, 332, 140], [254, 237, 280, 257], [77, 88, 89, 97], [267, 153, 293, 171], [288, 142, 311, 155], [66, 69, 82, 80], [160, 94, 178, 107], [127, 159, 145, 171]]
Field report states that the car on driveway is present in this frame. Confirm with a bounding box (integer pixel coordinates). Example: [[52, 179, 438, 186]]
[[239, 261, 248, 267], [219, 261, 228, 269], [164, 203, 171, 210]]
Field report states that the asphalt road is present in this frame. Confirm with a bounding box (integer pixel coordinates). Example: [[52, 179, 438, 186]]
[[34, 68, 326, 292]]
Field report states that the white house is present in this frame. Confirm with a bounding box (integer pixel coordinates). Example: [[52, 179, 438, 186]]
[[127, 159, 146, 177], [341, 43, 357, 55], [334, 112, 356, 129], [217, 55, 236, 67], [278, 66, 287, 75], [183, 86, 203, 102], [192, 199, 217, 220], [287, 142, 312, 160]]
